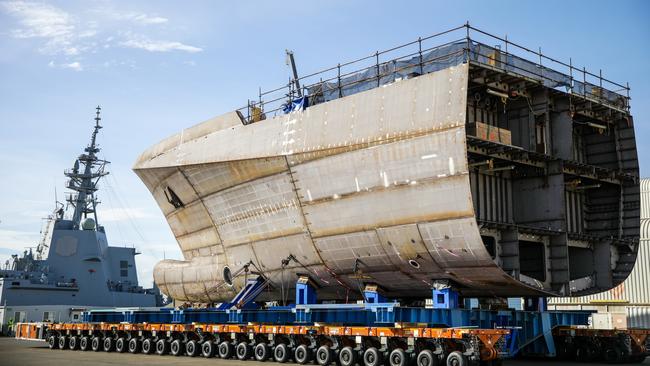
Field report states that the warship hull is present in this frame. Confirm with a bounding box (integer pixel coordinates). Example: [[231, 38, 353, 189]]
[[135, 59, 639, 302]]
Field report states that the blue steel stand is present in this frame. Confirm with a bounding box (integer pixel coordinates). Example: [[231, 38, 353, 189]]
[[431, 280, 460, 309], [295, 275, 317, 305], [363, 283, 387, 304], [432, 288, 460, 309]]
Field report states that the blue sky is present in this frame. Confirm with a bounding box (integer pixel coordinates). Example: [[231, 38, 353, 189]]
[[0, 0, 648, 287]]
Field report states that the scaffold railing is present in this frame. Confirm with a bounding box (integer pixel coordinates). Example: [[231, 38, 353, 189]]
[[237, 23, 631, 124]]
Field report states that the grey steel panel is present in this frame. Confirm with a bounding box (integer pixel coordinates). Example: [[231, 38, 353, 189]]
[[313, 230, 395, 273], [303, 175, 473, 239], [166, 202, 214, 239], [202, 172, 305, 246]]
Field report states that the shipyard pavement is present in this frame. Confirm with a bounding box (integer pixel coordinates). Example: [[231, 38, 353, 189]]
[[0, 338, 647, 366]]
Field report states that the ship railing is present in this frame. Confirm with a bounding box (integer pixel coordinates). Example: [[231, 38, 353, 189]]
[[236, 23, 630, 124]]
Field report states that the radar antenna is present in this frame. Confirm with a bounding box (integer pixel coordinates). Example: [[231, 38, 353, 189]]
[[64, 106, 110, 230]]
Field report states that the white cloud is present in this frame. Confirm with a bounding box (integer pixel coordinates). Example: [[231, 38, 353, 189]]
[[48, 60, 83, 71], [1, 1, 79, 55], [1, 1, 203, 63], [132, 14, 168, 25], [120, 38, 202, 53]]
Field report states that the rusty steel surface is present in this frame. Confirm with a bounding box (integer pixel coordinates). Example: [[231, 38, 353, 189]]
[[134, 64, 598, 302]]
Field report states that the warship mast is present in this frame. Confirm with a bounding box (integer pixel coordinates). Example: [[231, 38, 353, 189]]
[[64, 106, 109, 230]]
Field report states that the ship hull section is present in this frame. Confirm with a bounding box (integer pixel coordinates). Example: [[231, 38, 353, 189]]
[[136, 64, 550, 302]]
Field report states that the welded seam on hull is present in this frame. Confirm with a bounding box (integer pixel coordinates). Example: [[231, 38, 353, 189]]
[[282, 154, 354, 291], [176, 167, 227, 301], [299, 171, 470, 206]]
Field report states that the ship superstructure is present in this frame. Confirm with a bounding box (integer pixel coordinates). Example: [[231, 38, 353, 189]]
[[134, 25, 639, 303], [0, 108, 157, 330]]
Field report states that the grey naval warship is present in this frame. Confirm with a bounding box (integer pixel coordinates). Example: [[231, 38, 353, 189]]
[[0, 107, 158, 333]]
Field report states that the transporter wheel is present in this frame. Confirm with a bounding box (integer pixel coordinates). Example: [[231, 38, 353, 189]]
[[155, 339, 169, 355], [103, 337, 114, 352], [185, 340, 199, 357], [316, 345, 333, 366], [575, 343, 598, 362], [48, 335, 59, 349], [91, 336, 102, 352], [389, 348, 407, 366], [218, 341, 234, 359], [79, 336, 90, 351], [202, 340, 215, 358], [141, 338, 154, 354], [629, 355, 647, 363], [115, 337, 126, 353], [274, 343, 291, 363], [339, 346, 357, 366], [417, 350, 437, 366], [236, 341, 252, 360], [445, 351, 468, 366], [364, 347, 382, 366], [255, 343, 271, 361], [294, 344, 312, 364], [128, 338, 141, 353], [170, 339, 184, 356], [68, 336, 79, 350], [58, 335, 68, 350], [603, 345, 628, 363]]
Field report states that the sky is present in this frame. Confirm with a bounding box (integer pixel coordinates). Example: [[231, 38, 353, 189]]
[[0, 0, 648, 288]]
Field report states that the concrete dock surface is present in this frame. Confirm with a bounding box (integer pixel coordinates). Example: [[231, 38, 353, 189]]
[[0, 338, 647, 366]]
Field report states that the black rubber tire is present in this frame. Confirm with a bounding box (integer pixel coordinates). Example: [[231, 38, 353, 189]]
[[103, 337, 114, 352], [236, 342, 252, 360], [255, 343, 271, 361], [128, 338, 140, 353], [417, 350, 437, 366], [575, 343, 598, 362], [294, 344, 312, 364], [274, 343, 291, 363], [389, 348, 407, 366], [115, 338, 126, 353], [58, 336, 68, 350], [339, 346, 357, 366], [316, 345, 333, 366], [603, 346, 620, 363], [202, 340, 215, 358], [68, 336, 79, 350], [218, 341, 234, 359], [48, 335, 59, 349], [364, 347, 382, 366], [185, 340, 199, 357], [170, 339, 184, 356], [445, 351, 467, 366], [91, 337, 102, 352], [155, 339, 169, 355], [79, 336, 90, 351], [629, 355, 647, 363], [141, 338, 154, 354]]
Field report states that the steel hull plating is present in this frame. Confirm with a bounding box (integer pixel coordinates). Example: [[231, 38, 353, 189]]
[[133, 64, 619, 302]]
